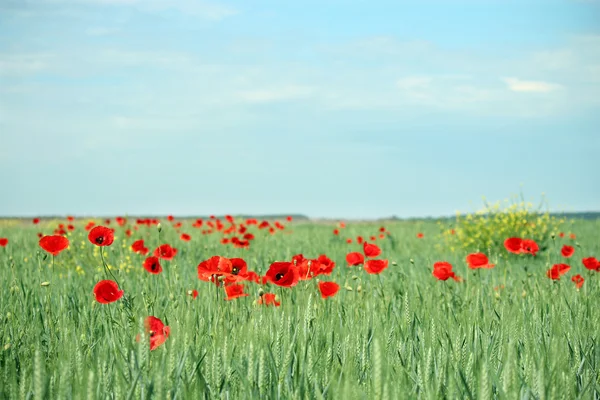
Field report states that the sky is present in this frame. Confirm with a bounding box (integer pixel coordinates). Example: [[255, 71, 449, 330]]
[[0, 0, 599, 219]]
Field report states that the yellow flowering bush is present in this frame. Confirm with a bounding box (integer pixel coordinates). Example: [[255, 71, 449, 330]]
[[440, 197, 564, 253]]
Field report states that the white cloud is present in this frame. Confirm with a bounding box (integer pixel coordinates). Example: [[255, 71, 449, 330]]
[[0, 53, 54, 76], [6, 0, 238, 20], [503, 77, 563, 93], [85, 27, 121, 36], [396, 76, 433, 90], [236, 86, 316, 103]]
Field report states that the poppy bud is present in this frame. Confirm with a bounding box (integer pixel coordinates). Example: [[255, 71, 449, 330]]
[[392, 261, 398, 266], [217, 275, 225, 282], [357, 285, 362, 293], [4, 344, 10, 350], [157, 223, 162, 232], [352, 275, 358, 280], [409, 259, 414, 265], [6, 312, 11, 320], [258, 288, 265, 297], [521, 290, 527, 298], [551, 233, 555, 240], [41, 282, 50, 287], [344, 286, 353, 291]]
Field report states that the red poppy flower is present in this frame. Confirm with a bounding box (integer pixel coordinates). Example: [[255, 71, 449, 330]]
[[291, 254, 311, 279], [318, 281, 340, 298], [37, 233, 43, 238], [85, 221, 96, 231], [286, 216, 293, 222], [432, 262, 461, 281], [189, 289, 199, 299], [258, 293, 280, 307], [198, 256, 233, 283], [230, 257, 248, 275], [67, 216, 74, 222], [167, 215, 174, 222], [546, 263, 571, 280], [93, 280, 124, 303], [180, 233, 191, 242], [104, 219, 111, 225], [370, 236, 376, 241], [0, 238, 7, 247], [363, 242, 381, 258], [346, 238, 353, 244], [466, 253, 495, 269], [311, 255, 335, 276], [115, 216, 126, 226], [417, 233, 424, 239], [561, 245, 575, 258], [39, 235, 69, 256], [379, 227, 385, 233], [224, 258, 256, 284], [264, 262, 299, 287], [357, 236, 364, 244], [33, 218, 40, 224], [225, 284, 248, 301], [153, 244, 178, 261], [258, 221, 270, 229], [504, 237, 523, 254], [173, 222, 182, 229], [521, 239, 539, 256], [333, 229, 339, 235], [569, 233, 576, 239], [346, 252, 364, 266], [571, 274, 584, 289], [379, 234, 385, 239], [582, 257, 600, 271], [88, 226, 115, 247], [143, 256, 163, 274], [363, 259, 388, 274], [145, 316, 170, 351], [131, 239, 149, 255], [559, 232, 565, 238]]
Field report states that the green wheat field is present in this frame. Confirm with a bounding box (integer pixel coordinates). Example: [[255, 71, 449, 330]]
[[0, 214, 599, 399]]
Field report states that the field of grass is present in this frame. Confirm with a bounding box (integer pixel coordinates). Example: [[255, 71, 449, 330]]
[[0, 217, 599, 399]]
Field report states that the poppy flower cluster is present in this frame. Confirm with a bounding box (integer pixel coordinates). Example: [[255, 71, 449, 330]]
[[198, 256, 259, 287], [504, 237, 539, 256], [345, 242, 389, 274], [546, 263, 571, 280]]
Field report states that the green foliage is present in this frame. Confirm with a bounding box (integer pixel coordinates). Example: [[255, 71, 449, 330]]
[[0, 217, 599, 399], [440, 196, 565, 253]]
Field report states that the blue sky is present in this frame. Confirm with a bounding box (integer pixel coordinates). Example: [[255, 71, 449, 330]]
[[1, 0, 599, 218]]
